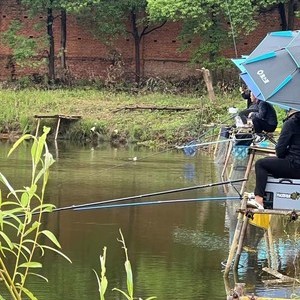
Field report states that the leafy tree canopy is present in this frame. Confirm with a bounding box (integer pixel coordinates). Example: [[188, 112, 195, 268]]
[[62, 0, 149, 41], [147, 0, 284, 35], [146, 0, 298, 68]]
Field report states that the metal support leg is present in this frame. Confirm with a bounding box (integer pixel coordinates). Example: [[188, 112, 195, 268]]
[[55, 117, 61, 140]]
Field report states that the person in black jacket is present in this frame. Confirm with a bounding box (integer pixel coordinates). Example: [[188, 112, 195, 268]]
[[238, 90, 259, 124], [239, 85, 252, 108], [248, 93, 278, 134], [247, 109, 300, 209]]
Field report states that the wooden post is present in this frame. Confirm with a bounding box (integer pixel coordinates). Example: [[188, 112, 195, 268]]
[[233, 214, 249, 270], [197, 68, 216, 102], [223, 195, 248, 277], [55, 117, 62, 140]]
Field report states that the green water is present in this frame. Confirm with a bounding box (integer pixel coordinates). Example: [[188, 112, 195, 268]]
[[0, 140, 299, 299]]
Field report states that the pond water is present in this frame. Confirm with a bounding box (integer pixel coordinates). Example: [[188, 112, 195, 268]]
[[1, 139, 300, 300]]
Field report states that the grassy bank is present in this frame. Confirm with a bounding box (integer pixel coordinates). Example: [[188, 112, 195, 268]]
[[0, 88, 284, 147]]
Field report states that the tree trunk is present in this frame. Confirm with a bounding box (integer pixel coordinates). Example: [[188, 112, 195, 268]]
[[278, 3, 287, 30], [287, 0, 297, 30], [60, 9, 67, 70], [130, 10, 141, 85], [47, 5, 55, 82]]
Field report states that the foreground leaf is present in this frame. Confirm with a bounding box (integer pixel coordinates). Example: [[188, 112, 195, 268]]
[[19, 262, 42, 268], [40, 230, 61, 248]]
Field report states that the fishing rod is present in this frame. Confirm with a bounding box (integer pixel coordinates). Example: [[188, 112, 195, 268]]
[[176, 139, 229, 149], [53, 178, 246, 212], [191, 114, 236, 143], [177, 114, 237, 156], [74, 196, 241, 211], [176, 133, 257, 149]]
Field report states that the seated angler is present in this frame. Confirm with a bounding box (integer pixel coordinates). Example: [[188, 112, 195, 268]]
[[247, 92, 278, 137], [247, 109, 300, 209], [237, 89, 259, 125]]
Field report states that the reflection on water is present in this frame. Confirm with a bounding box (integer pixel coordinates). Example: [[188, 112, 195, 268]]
[[0, 140, 300, 299], [173, 227, 228, 250]]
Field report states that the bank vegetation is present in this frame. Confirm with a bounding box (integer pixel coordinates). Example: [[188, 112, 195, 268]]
[[0, 86, 243, 147]]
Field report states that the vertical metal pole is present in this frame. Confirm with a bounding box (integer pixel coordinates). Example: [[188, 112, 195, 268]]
[[55, 117, 61, 140], [221, 140, 233, 179]]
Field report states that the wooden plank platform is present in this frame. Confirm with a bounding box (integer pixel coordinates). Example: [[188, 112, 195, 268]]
[[34, 114, 81, 140]]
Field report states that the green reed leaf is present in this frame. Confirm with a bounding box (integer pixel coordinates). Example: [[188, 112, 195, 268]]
[[0, 231, 13, 249], [34, 152, 55, 184], [30, 138, 38, 167], [23, 221, 40, 237], [20, 193, 30, 208], [0, 173, 18, 199], [3, 219, 20, 231], [0, 245, 17, 257], [32, 203, 55, 213], [19, 243, 32, 256], [27, 272, 49, 282], [7, 134, 32, 157], [112, 288, 131, 300], [40, 230, 61, 248], [23, 239, 45, 257], [19, 262, 42, 268], [18, 285, 38, 300], [93, 269, 108, 300], [125, 260, 133, 298], [94, 246, 108, 300], [42, 245, 72, 263], [34, 128, 49, 166]]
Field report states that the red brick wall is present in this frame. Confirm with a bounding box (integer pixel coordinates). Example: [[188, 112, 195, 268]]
[[0, 1, 299, 81]]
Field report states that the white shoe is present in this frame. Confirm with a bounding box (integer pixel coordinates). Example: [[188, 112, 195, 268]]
[[254, 134, 266, 144], [247, 199, 264, 209], [245, 192, 255, 199]]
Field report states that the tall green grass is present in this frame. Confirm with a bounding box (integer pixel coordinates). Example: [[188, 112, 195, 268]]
[[94, 229, 156, 300], [0, 127, 71, 300], [0, 88, 286, 146]]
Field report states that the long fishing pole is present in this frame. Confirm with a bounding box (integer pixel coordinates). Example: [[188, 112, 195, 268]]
[[176, 139, 230, 149], [176, 134, 256, 150], [74, 196, 241, 211], [191, 114, 236, 143], [53, 178, 246, 212]]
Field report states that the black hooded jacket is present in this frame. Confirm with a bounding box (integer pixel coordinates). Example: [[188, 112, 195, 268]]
[[276, 112, 300, 168]]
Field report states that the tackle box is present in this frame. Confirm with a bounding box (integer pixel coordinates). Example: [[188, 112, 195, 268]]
[[264, 176, 300, 210]]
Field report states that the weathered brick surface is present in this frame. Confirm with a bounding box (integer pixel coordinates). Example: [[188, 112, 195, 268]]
[[1, 1, 299, 81]]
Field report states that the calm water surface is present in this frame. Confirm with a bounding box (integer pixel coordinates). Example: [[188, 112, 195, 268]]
[[1, 140, 300, 299]]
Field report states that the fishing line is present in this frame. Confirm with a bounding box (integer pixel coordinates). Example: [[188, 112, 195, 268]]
[[74, 196, 241, 211], [177, 131, 253, 155], [176, 114, 237, 156], [99, 146, 173, 172], [176, 138, 232, 150], [53, 178, 246, 212], [225, 0, 238, 58], [90, 109, 237, 171]]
